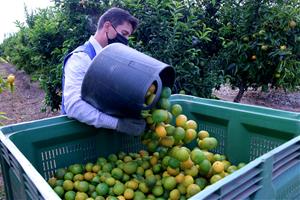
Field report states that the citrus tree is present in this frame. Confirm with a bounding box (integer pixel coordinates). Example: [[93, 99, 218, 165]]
[[1, 0, 299, 109], [1, 0, 223, 110], [125, 0, 223, 96], [218, 0, 300, 102]]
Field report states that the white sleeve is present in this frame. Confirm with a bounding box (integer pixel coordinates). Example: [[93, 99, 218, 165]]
[[63, 52, 119, 129]]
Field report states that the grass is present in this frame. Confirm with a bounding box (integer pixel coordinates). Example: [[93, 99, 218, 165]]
[[0, 57, 8, 64]]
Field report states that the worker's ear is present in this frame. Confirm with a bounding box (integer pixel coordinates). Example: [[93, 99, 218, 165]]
[[103, 21, 111, 31]]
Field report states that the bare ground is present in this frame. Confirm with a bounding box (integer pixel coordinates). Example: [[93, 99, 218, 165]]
[[213, 85, 300, 112], [0, 62, 59, 199], [0, 62, 60, 125], [0, 62, 299, 199]]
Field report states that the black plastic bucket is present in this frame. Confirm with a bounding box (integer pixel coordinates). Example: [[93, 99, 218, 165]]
[[81, 43, 175, 118]]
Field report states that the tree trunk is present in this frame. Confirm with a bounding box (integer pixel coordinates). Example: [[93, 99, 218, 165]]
[[234, 85, 246, 103]]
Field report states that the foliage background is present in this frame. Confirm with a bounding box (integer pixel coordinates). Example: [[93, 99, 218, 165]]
[[0, 0, 299, 110]]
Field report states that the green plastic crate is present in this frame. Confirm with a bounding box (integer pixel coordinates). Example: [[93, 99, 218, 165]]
[[190, 134, 300, 200], [0, 94, 299, 200]]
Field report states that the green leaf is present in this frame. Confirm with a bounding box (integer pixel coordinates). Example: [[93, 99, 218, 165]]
[[211, 0, 216, 6], [0, 115, 9, 120]]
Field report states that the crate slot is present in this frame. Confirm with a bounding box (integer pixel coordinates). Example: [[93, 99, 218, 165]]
[[273, 143, 300, 163], [277, 180, 300, 200], [1, 144, 10, 165], [222, 176, 262, 200], [8, 153, 22, 182], [232, 184, 262, 200], [24, 173, 40, 199], [220, 167, 262, 195], [48, 150, 53, 159], [39, 138, 98, 180], [273, 151, 300, 172], [203, 193, 220, 200], [274, 165, 300, 200], [82, 140, 97, 162], [119, 135, 145, 153], [199, 123, 227, 154], [250, 135, 283, 160], [191, 112, 228, 155], [8, 167, 24, 200], [49, 159, 53, 170], [272, 159, 300, 180], [42, 159, 57, 180], [25, 189, 37, 200]]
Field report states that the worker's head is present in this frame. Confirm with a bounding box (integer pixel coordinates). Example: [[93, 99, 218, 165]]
[[96, 7, 139, 47]]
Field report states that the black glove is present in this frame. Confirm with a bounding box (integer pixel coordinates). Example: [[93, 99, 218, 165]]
[[116, 118, 146, 136]]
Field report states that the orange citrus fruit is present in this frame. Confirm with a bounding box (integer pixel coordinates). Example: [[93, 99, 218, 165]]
[[198, 130, 209, 139], [155, 125, 167, 138], [176, 115, 188, 127], [212, 161, 224, 173], [185, 120, 197, 130]]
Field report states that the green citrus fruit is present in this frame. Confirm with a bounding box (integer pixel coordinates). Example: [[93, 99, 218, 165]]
[[161, 87, 172, 98], [53, 186, 64, 198], [64, 190, 76, 200], [152, 109, 169, 123], [96, 183, 109, 196], [163, 176, 177, 190], [171, 104, 182, 116]]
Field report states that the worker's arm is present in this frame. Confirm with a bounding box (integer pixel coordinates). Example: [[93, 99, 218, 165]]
[[63, 52, 146, 135], [63, 52, 118, 129]]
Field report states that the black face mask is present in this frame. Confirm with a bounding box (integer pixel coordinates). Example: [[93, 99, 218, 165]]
[[107, 25, 128, 45]]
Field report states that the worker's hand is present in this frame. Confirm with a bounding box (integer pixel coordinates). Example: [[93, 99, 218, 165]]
[[116, 118, 146, 136]]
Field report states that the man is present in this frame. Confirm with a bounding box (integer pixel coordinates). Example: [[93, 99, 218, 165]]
[[62, 7, 145, 136]]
